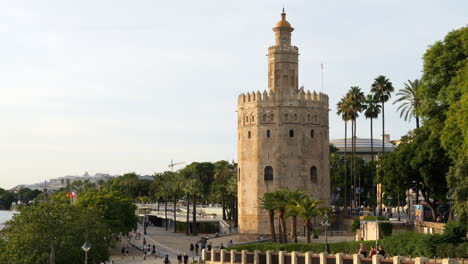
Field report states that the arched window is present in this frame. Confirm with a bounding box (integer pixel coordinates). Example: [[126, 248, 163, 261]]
[[251, 115, 255, 122], [310, 166, 317, 182], [264, 166, 273, 181], [289, 129, 294, 137], [284, 114, 289, 121], [307, 114, 311, 122], [266, 130, 271, 138], [311, 129, 314, 138], [246, 116, 249, 122], [271, 114, 275, 121], [248, 131, 251, 138], [314, 115, 317, 122], [262, 114, 267, 122], [294, 114, 297, 121]]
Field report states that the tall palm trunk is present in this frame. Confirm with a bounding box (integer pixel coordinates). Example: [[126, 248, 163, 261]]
[[269, 211, 277, 242], [351, 120, 355, 211], [344, 121, 348, 209], [279, 212, 287, 243], [380, 101, 385, 215], [192, 194, 197, 236], [305, 220, 312, 243], [174, 197, 177, 232], [277, 216, 283, 243], [291, 215, 297, 243], [370, 117, 376, 215], [165, 201, 168, 231], [186, 194, 190, 235]]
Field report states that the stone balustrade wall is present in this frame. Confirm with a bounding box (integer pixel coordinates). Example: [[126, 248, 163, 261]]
[[201, 249, 459, 264]]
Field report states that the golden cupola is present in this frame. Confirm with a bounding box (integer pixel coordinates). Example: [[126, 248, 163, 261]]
[[275, 10, 292, 28]]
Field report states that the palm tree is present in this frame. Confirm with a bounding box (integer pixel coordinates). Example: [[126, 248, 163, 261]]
[[290, 196, 320, 243], [272, 191, 289, 243], [337, 96, 352, 209], [393, 79, 422, 128], [259, 192, 278, 242], [371, 75, 394, 215], [347, 86, 365, 209], [284, 189, 306, 243], [363, 94, 381, 213]]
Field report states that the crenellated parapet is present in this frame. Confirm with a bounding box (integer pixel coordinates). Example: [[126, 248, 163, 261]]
[[237, 89, 329, 107], [268, 45, 299, 54]]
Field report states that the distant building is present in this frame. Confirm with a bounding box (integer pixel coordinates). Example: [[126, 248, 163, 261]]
[[330, 135, 396, 162], [20, 172, 117, 192]]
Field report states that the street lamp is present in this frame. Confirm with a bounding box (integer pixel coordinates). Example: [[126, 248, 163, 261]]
[[321, 217, 330, 253], [81, 241, 91, 264]]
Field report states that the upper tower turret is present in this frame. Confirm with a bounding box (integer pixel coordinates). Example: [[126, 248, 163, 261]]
[[273, 8, 294, 46], [268, 9, 299, 94]]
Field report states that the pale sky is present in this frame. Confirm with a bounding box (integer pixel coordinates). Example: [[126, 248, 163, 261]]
[[1, 0, 466, 189]]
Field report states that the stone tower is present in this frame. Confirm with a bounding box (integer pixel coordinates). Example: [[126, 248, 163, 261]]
[[237, 10, 330, 235]]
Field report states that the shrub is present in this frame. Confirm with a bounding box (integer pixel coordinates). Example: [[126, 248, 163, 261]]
[[379, 222, 393, 237], [441, 221, 466, 243], [363, 216, 389, 221], [351, 219, 360, 232]]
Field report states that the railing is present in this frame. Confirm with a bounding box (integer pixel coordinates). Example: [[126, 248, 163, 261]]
[[201, 249, 460, 264]]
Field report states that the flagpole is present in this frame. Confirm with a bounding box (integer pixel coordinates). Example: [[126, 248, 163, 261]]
[[321, 62, 324, 93]]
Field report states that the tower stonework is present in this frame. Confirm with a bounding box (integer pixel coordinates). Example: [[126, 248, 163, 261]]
[[237, 11, 330, 235]]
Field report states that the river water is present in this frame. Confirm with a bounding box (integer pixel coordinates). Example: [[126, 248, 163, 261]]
[[0, 210, 17, 229]]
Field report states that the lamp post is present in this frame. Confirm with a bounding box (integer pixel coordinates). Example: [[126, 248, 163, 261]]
[[81, 241, 91, 264], [321, 216, 330, 253]]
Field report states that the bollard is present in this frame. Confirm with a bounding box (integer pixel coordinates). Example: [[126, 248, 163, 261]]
[[242, 250, 248, 264], [372, 255, 383, 264], [221, 249, 226, 264], [305, 252, 313, 264], [335, 253, 344, 264], [202, 249, 207, 261], [279, 251, 286, 264], [231, 250, 237, 264], [254, 250, 260, 264], [320, 252, 329, 264], [392, 256, 404, 264], [266, 250, 273, 264], [442, 259, 458, 264], [353, 254, 364, 264], [212, 249, 216, 263], [415, 257, 429, 264], [291, 252, 298, 264]]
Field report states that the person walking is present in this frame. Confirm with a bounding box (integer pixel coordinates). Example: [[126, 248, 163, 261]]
[[207, 242, 212, 251], [177, 253, 182, 264], [183, 253, 189, 264], [220, 243, 225, 250], [189, 243, 194, 255], [163, 254, 171, 264], [195, 242, 199, 256]]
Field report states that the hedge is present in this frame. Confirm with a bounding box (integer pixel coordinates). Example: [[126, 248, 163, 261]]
[[229, 232, 467, 258]]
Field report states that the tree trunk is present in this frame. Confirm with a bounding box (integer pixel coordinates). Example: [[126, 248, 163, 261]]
[[222, 195, 227, 220], [165, 201, 168, 231], [305, 220, 311, 243], [380, 100, 385, 216], [277, 216, 283, 243], [344, 121, 348, 209], [292, 215, 297, 243], [371, 117, 376, 215], [280, 213, 287, 243], [174, 197, 177, 233], [192, 194, 197, 236], [186, 194, 190, 235], [269, 211, 277, 242]]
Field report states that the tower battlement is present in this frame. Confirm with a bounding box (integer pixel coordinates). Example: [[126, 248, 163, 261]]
[[267, 45, 299, 53], [238, 90, 329, 106]]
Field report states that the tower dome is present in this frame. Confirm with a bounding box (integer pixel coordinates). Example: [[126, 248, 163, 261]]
[[275, 9, 292, 28]]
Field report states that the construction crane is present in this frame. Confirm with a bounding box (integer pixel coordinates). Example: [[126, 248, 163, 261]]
[[168, 159, 185, 171]]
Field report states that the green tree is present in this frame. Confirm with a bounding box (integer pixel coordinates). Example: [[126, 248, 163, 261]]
[[0, 203, 110, 264], [336, 96, 352, 207], [284, 189, 306, 243], [393, 79, 422, 128], [259, 192, 278, 243], [289, 196, 320, 243]]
